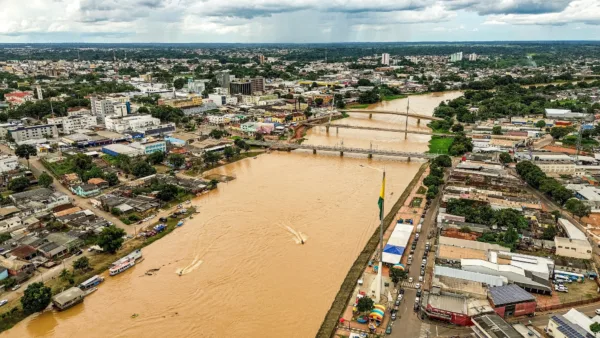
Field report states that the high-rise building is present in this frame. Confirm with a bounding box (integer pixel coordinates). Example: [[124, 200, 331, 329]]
[[215, 71, 231, 90], [250, 77, 265, 94], [449, 52, 464, 63], [229, 81, 252, 95], [35, 85, 43, 100], [91, 95, 130, 124], [381, 53, 390, 65], [468, 53, 478, 62], [258, 54, 265, 64]]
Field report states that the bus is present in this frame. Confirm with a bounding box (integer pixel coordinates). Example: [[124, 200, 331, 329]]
[[79, 275, 104, 291], [554, 270, 584, 283]]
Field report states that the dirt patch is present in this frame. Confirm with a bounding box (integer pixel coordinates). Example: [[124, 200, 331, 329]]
[[542, 145, 591, 155], [441, 228, 479, 241]]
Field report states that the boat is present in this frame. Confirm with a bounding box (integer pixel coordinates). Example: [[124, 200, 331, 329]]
[[110, 259, 136, 276], [176, 220, 184, 227], [79, 275, 104, 291], [111, 249, 142, 267]]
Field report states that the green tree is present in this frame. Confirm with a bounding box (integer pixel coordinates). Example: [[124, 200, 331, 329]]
[[59, 269, 71, 281], [147, 151, 165, 165], [542, 225, 558, 240], [535, 120, 547, 129], [432, 155, 452, 168], [137, 106, 150, 114], [356, 296, 374, 313], [21, 282, 52, 315], [203, 151, 222, 166], [314, 98, 324, 106], [173, 78, 187, 90], [97, 225, 126, 254], [389, 268, 407, 285], [550, 126, 574, 140], [71, 153, 93, 173], [590, 322, 600, 337], [131, 161, 156, 178], [37, 172, 53, 188], [8, 176, 30, 192], [73, 257, 90, 272], [14, 144, 37, 168], [157, 184, 179, 201], [82, 166, 104, 181], [223, 147, 235, 160], [565, 199, 591, 219], [460, 226, 472, 233], [451, 124, 464, 133], [492, 126, 502, 135], [168, 154, 186, 168], [105, 172, 119, 186], [499, 152, 512, 164]]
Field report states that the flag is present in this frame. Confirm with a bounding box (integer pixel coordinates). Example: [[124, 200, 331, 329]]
[[378, 172, 385, 220]]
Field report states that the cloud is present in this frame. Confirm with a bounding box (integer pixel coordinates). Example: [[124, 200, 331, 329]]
[[441, 0, 573, 15], [482, 0, 600, 25]]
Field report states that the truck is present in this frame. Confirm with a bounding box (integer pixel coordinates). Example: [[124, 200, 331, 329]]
[[416, 224, 422, 233], [153, 224, 166, 232]]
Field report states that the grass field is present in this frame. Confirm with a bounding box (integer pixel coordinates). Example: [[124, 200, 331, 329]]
[[381, 95, 407, 101], [346, 104, 370, 109], [428, 136, 454, 154], [416, 186, 427, 194]]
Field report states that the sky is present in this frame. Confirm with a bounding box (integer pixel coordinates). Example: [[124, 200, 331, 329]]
[[1, 0, 600, 43]]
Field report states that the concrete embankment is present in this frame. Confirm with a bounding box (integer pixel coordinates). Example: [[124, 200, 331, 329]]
[[315, 162, 429, 338]]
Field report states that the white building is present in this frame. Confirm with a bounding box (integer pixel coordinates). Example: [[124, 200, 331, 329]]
[[91, 95, 130, 124], [47, 115, 97, 134], [105, 115, 161, 133], [207, 115, 229, 125], [0, 216, 23, 234], [468, 53, 478, 61], [208, 94, 227, 107], [129, 141, 167, 155], [8, 125, 58, 142], [450, 52, 463, 62], [547, 309, 600, 338], [554, 237, 592, 259], [67, 107, 91, 117], [0, 155, 19, 173], [381, 53, 390, 65]]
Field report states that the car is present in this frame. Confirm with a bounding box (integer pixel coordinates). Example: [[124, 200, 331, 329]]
[[416, 290, 422, 297], [415, 297, 420, 303], [418, 276, 424, 282], [11, 285, 20, 291], [407, 258, 412, 265], [386, 325, 392, 335], [408, 277, 413, 283], [159, 217, 168, 222], [74, 250, 83, 256], [596, 309, 600, 316], [414, 303, 420, 311], [415, 283, 421, 289], [0, 300, 7, 307], [391, 312, 397, 321], [410, 249, 415, 254], [399, 289, 405, 295], [398, 294, 403, 301], [420, 269, 425, 276], [395, 299, 400, 306], [422, 259, 427, 264], [426, 242, 430, 246], [415, 234, 420, 239]]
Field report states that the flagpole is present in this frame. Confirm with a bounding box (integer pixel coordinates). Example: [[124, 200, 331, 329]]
[[376, 170, 385, 303]]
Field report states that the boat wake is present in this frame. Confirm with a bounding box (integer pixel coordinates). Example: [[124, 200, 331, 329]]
[[285, 225, 308, 245], [176, 256, 203, 276]]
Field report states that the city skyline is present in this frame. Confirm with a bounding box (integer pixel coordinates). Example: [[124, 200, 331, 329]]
[[0, 0, 599, 43]]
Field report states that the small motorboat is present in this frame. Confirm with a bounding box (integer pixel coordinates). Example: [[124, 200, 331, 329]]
[[176, 221, 184, 227]]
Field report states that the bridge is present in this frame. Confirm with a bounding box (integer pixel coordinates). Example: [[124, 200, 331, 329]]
[[246, 140, 438, 160], [341, 110, 443, 121], [305, 123, 454, 137]]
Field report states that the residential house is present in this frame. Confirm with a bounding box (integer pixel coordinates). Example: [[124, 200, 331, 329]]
[[71, 184, 101, 197], [87, 178, 109, 189], [10, 189, 71, 216], [0, 216, 23, 234], [9, 245, 38, 261], [37, 242, 68, 259], [0, 256, 34, 276]]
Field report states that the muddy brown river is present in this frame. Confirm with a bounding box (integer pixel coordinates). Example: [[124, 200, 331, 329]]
[[4, 92, 461, 338]]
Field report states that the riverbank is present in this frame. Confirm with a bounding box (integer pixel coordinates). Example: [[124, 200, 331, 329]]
[[184, 150, 264, 177], [315, 162, 429, 338], [0, 206, 196, 333]]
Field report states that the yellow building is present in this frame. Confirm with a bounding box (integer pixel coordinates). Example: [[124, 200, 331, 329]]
[[271, 114, 286, 123], [292, 113, 306, 122], [159, 95, 203, 108]]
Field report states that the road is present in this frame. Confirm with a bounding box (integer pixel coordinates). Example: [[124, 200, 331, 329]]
[[389, 161, 472, 338]]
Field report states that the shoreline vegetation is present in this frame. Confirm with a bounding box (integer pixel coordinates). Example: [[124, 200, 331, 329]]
[[0, 206, 196, 333], [315, 162, 429, 338]]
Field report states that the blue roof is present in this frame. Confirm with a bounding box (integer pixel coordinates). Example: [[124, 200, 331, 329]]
[[383, 244, 405, 255]]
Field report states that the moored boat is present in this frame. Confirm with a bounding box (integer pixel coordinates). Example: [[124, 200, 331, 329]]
[[110, 259, 136, 276]]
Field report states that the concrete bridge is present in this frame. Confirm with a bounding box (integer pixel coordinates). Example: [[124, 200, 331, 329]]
[[305, 123, 454, 137], [341, 110, 443, 122], [246, 140, 438, 160]]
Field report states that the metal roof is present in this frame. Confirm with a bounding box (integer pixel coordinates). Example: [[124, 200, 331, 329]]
[[472, 314, 523, 338], [551, 315, 594, 338], [488, 284, 535, 306], [434, 265, 506, 287]]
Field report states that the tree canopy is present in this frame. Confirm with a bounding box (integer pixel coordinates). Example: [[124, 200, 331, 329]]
[[21, 282, 52, 315], [97, 225, 126, 254]]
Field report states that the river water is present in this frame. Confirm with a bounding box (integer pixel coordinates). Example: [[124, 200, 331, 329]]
[[4, 92, 461, 338]]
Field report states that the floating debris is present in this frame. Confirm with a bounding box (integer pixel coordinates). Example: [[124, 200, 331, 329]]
[[131, 314, 139, 319], [145, 268, 161, 276]]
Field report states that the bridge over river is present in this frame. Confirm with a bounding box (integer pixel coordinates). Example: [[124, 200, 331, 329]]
[[304, 123, 454, 137], [340, 109, 443, 121], [246, 140, 438, 160]]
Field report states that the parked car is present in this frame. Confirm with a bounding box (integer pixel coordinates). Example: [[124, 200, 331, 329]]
[[395, 299, 400, 306], [419, 276, 424, 282], [399, 289, 405, 295], [420, 269, 425, 276], [407, 258, 412, 265], [398, 294, 403, 301], [0, 300, 7, 307], [415, 297, 420, 303], [386, 325, 392, 335], [159, 217, 168, 222], [415, 234, 420, 240], [11, 285, 20, 291], [416, 290, 422, 297], [74, 250, 83, 256], [391, 312, 397, 321], [415, 283, 421, 289], [596, 309, 600, 315], [414, 303, 419, 311]]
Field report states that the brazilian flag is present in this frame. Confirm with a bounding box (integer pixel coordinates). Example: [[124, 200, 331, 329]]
[[378, 172, 385, 220]]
